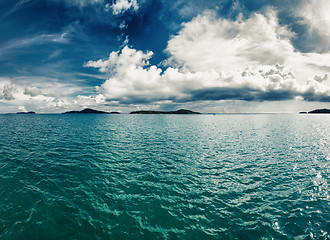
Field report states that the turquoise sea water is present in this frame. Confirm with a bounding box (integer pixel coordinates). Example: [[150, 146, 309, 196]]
[[0, 114, 329, 239]]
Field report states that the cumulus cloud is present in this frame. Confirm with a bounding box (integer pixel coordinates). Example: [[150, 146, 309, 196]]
[[24, 86, 42, 97], [84, 45, 153, 73], [181, 64, 299, 102], [85, 45, 330, 105], [295, 0, 330, 52], [3, 8, 330, 113], [164, 10, 330, 84], [166, 10, 294, 72], [0, 78, 106, 113], [105, 0, 139, 15], [85, 46, 170, 103], [314, 74, 328, 83], [83, 10, 330, 106], [3, 84, 16, 100]]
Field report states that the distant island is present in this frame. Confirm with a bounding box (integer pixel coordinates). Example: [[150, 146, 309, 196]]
[[16, 111, 36, 114], [308, 109, 330, 114], [299, 108, 330, 114], [63, 108, 120, 114], [130, 109, 201, 114]]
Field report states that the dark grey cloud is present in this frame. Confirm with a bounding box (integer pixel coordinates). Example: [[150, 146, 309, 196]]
[[176, 87, 296, 102], [104, 86, 330, 105], [302, 90, 330, 102], [106, 95, 176, 105], [177, 87, 330, 103]]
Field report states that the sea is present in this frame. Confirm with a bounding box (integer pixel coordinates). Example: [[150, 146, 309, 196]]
[[0, 114, 329, 239]]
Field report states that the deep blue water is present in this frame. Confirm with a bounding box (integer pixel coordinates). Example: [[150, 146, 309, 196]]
[[0, 114, 329, 239]]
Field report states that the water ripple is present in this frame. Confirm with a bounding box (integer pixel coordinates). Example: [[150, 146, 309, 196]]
[[0, 114, 329, 239]]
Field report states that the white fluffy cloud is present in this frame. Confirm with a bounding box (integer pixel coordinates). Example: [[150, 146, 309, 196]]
[[105, 0, 139, 15], [3, 8, 330, 113], [85, 46, 330, 104], [51, 0, 139, 14], [86, 46, 175, 103], [24, 86, 42, 97], [295, 0, 330, 52], [314, 74, 328, 83], [85, 10, 330, 106], [166, 10, 294, 72], [165, 10, 330, 83], [84, 46, 152, 73], [3, 83, 16, 100], [0, 78, 106, 113]]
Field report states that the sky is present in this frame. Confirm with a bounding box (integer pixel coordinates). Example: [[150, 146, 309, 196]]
[[1, 0, 330, 113]]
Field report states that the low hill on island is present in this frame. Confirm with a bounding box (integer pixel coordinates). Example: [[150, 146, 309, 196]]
[[16, 111, 36, 114], [307, 109, 330, 114], [130, 109, 201, 114], [63, 108, 120, 114]]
